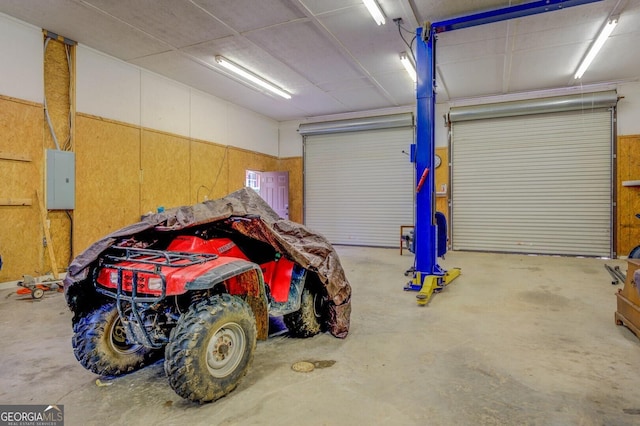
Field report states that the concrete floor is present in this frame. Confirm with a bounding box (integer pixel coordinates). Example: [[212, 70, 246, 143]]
[[2, 247, 640, 425]]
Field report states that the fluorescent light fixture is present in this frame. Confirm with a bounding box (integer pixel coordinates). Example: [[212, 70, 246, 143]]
[[574, 17, 618, 79], [363, 0, 385, 25], [215, 55, 291, 99], [400, 52, 416, 83]]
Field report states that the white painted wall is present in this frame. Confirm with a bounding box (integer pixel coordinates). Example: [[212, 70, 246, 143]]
[[436, 83, 640, 141], [140, 71, 190, 136], [434, 103, 449, 148], [75, 46, 279, 156], [76, 47, 141, 125], [279, 120, 303, 158], [277, 84, 640, 156], [191, 89, 228, 144], [0, 13, 43, 103], [2, 12, 638, 158], [227, 104, 279, 155], [617, 81, 640, 136], [278, 106, 419, 159]]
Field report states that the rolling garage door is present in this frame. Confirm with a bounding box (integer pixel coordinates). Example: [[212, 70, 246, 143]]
[[301, 114, 414, 247], [450, 92, 616, 257]]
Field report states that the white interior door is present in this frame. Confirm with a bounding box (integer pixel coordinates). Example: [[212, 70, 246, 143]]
[[260, 171, 289, 219]]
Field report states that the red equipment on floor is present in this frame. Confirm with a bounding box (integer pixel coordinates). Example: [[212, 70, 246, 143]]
[[16, 275, 63, 299]]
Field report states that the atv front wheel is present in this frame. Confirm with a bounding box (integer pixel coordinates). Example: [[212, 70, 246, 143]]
[[165, 294, 257, 403], [284, 286, 327, 338], [72, 303, 160, 376]]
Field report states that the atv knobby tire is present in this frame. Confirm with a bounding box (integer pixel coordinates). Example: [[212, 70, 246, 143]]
[[284, 287, 326, 338], [165, 294, 256, 403], [72, 303, 160, 376]]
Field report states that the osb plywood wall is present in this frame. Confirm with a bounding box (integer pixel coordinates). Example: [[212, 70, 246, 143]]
[[74, 115, 141, 254], [435, 147, 449, 225], [0, 36, 74, 281], [1, 93, 297, 282], [228, 148, 278, 193], [140, 129, 191, 214], [0, 96, 44, 282], [190, 140, 229, 203], [1, 29, 300, 282], [617, 135, 640, 257], [44, 38, 72, 151], [44, 37, 74, 273], [279, 157, 303, 223], [73, 113, 291, 256]]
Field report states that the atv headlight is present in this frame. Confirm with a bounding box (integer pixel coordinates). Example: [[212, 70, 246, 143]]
[[147, 277, 163, 291], [109, 271, 118, 285]]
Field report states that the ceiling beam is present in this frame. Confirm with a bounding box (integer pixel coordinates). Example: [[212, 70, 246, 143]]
[[431, 0, 603, 34]]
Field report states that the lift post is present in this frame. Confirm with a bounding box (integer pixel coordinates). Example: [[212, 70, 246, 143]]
[[406, 0, 602, 305]]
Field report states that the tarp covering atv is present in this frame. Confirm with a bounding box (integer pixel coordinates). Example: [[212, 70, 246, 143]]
[[64, 187, 351, 338]]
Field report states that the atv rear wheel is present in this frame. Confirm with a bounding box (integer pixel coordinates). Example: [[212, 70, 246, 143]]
[[284, 286, 327, 338], [72, 303, 160, 376], [165, 294, 256, 403]]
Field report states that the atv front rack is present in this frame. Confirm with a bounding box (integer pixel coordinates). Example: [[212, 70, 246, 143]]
[[97, 246, 219, 349], [104, 246, 219, 270]]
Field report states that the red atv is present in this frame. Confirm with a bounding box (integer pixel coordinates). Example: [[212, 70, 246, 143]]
[[70, 226, 330, 403]]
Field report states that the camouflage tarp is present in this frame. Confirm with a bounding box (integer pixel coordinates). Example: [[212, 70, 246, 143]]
[[64, 188, 351, 338]]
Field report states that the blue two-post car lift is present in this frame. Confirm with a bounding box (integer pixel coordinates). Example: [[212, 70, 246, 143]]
[[407, 0, 603, 305]]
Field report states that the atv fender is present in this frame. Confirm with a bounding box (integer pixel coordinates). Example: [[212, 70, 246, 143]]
[[186, 260, 269, 340]]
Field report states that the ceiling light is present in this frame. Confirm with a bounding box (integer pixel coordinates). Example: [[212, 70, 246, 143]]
[[574, 17, 618, 79], [400, 52, 416, 83], [215, 55, 291, 100], [363, 0, 385, 25]]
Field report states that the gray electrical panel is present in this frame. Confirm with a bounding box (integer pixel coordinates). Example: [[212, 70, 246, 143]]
[[46, 149, 75, 210]]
